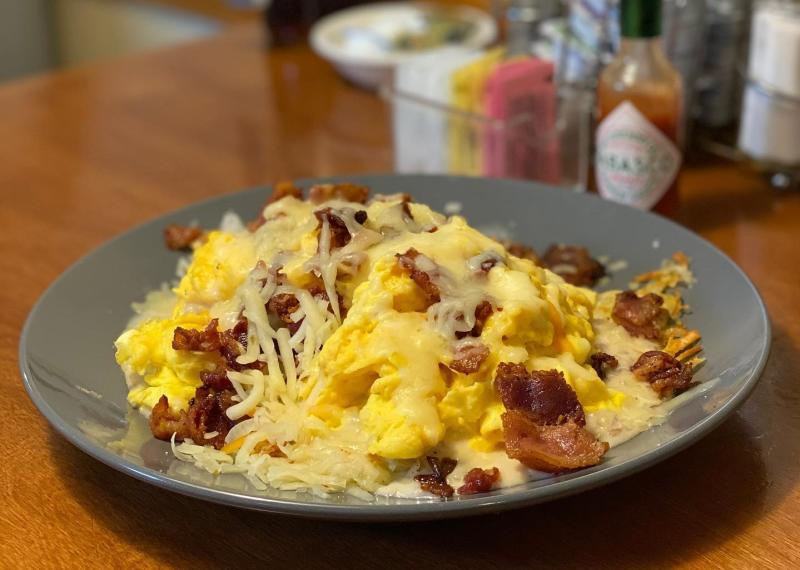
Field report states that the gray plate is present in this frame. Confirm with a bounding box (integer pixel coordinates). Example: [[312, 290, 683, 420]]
[[19, 175, 770, 521]]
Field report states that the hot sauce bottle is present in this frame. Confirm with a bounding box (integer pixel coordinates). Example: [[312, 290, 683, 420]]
[[595, 0, 683, 217]]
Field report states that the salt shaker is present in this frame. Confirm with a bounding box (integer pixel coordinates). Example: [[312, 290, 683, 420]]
[[738, 1, 800, 189]]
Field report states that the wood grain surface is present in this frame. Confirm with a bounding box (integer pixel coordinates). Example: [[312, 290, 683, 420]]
[[1, 23, 799, 570]]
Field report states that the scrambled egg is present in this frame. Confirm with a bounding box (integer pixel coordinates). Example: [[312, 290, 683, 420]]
[[116, 312, 219, 410], [116, 194, 623, 464]]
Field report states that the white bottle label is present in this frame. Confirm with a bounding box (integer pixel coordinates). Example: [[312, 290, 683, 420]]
[[595, 101, 681, 210]]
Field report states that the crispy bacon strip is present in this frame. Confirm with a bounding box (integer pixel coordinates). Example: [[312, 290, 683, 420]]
[[589, 352, 619, 380], [542, 244, 605, 287], [501, 411, 609, 473], [396, 248, 441, 307], [149, 395, 191, 442], [149, 373, 239, 449], [449, 342, 490, 375], [199, 368, 234, 391], [309, 182, 370, 204], [455, 301, 494, 340], [172, 319, 221, 352], [164, 224, 203, 251], [269, 181, 303, 203], [248, 181, 303, 231], [493, 363, 607, 472], [496, 238, 539, 264], [631, 350, 696, 398], [414, 456, 457, 498], [268, 293, 301, 325], [494, 364, 585, 426], [218, 319, 265, 372], [373, 192, 412, 204], [315, 207, 352, 250], [373, 192, 414, 221], [612, 291, 669, 341], [457, 467, 501, 495]]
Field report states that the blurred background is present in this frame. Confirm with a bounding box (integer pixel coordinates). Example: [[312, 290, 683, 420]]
[[2, 0, 798, 196]]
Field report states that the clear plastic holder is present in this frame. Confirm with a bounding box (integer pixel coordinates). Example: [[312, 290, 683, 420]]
[[382, 81, 595, 192]]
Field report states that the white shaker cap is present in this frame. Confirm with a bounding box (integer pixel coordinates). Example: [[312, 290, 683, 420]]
[[748, 3, 800, 98]]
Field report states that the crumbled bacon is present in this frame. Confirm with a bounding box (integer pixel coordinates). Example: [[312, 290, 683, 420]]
[[268, 293, 301, 325], [449, 342, 490, 375], [396, 248, 441, 307], [269, 180, 303, 204], [315, 207, 352, 250], [254, 440, 286, 458], [542, 244, 605, 287], [218, 319, 255, 371], [631, 350, 696, 398], [248, 181, 303, 231], [612, 291, 669, 341], [457, 467, 501, 495], [501, 411, 609, 473], [474, 300, 493, 328], [309, 182, 370, 204], [373, 192, 412, 204], [149, 395, 190, 442], [373, 192, 414, 221], [163, 224, 203, 251], [414, 456, 457, 498], [494, 363, 585, 426], [455, 301, 494, 339], [498, 239, 540, 264], [199, 368, 233, 391], [172, 319, 221, 352], [589, 352, 619, 380], [149, 372, 239, 450]]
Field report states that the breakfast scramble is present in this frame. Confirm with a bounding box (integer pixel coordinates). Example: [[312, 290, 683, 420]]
[[115, 182, 704, 499]]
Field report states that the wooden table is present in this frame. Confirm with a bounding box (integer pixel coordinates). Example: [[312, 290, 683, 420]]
[[2, 23, 798, 569]]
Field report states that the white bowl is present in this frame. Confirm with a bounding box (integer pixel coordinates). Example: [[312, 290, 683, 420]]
[[310, 2, 497, 90]]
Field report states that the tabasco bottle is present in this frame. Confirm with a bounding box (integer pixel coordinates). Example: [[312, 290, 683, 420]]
[[595, 0, 683, 216]]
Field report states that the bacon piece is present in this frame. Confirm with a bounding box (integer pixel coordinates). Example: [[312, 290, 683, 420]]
[[455, 300, 494, 340], [268, 293, 301, 325], [589, 352, 619, 380], [497, 239, 540, 264], [199, 368, 233, 391], [163, 224, 203, 251], [449, 342, 490, 375], [309, 182, 370, 204], [248, 181, 303, 231], [218, 319, 256, 371], [414, 456, 457, 498], [494, 363, 585, 426], [631, 350, 696, 398], [457, 467, 501, 495], [474, 300, 493, 329], [268, 180, 303, 204], [373, 192, 413, 204], [149, 395, 191, 442], [396, 248, 441, 307], [373, 192, 414, 220], [315, 207, 352, 250], [542, 244, 605, 287], [172, 319, 221, 352], [612, 291, 669, 341], [184, 384, 239, 449], [501, 410, 608, 472], [254, 440, 286, 458], [148, 371, 239, 450]]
